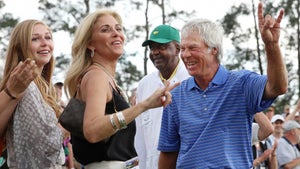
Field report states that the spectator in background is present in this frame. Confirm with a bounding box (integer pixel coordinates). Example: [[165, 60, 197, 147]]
[[276, 120, 300, 168], [286, 99, 300, 122], [53, 76, 66, 110], [252, 112, 277, 169], [265, 105, 275, 121], [282, 104, 290, 119], [252, 140, 278, 169], [53, 76, 80, 169], [134, 25, 189, 169], [61, 130, 76, 169], [266, 114, 285, 148]]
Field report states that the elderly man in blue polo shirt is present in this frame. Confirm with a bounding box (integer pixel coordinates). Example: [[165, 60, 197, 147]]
[[158, 3, 288, 169]]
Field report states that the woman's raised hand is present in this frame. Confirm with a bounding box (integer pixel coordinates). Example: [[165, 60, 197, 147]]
[[143, 81, 180, 109], [6, 58, 38, 99]]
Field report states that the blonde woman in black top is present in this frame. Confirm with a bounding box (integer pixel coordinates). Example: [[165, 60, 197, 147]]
[[64, 9, 178, 169]]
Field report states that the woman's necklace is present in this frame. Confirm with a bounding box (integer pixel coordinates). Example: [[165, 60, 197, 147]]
[[93, 62, 117, 86], [92, 62, 127, 101]]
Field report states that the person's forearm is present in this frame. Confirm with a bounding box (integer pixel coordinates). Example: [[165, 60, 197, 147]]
[[67, 142, 75, 168], [286, 100, 300, 121], [255, 112, 273, 140], [265, 44, 288, 97], [286, 108, 297, 121], [158, 152, 178, 169], [268, 154, 278, 169], [0, 91, 19, 137]]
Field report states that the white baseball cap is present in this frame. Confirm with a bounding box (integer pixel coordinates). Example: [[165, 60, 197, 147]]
[[52, 76, 64, 85], [271, 114, 285, 123]]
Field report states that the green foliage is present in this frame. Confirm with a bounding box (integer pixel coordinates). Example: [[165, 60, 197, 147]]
[[0, 12, 19, 52], [116, 52, 143, 97], [221, 0, 299, 110], [222, 3, 250, 35], [0, 0, 4, 8], [55, 54, 71, 71], [0, 0, 19, 80], [38, 0, 84, 34]]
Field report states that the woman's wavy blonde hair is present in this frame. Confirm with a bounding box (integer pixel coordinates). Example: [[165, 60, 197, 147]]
[[0, 19, 61, 117], [64, 8, 122, 98]]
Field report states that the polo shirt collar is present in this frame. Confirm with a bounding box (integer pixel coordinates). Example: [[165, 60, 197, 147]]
[[187, 65, 228, 90]]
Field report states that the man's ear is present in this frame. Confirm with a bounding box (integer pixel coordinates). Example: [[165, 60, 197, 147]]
[[212, 47, 218, 56]]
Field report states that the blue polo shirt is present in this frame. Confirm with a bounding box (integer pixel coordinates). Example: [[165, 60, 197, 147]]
[[158, 65, 274, 169]]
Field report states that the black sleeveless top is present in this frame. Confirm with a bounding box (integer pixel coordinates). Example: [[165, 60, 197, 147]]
[[71, 88, 137, 165]]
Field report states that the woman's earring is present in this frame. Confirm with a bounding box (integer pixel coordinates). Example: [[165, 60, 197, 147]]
[[91, 49, 95, 58]]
